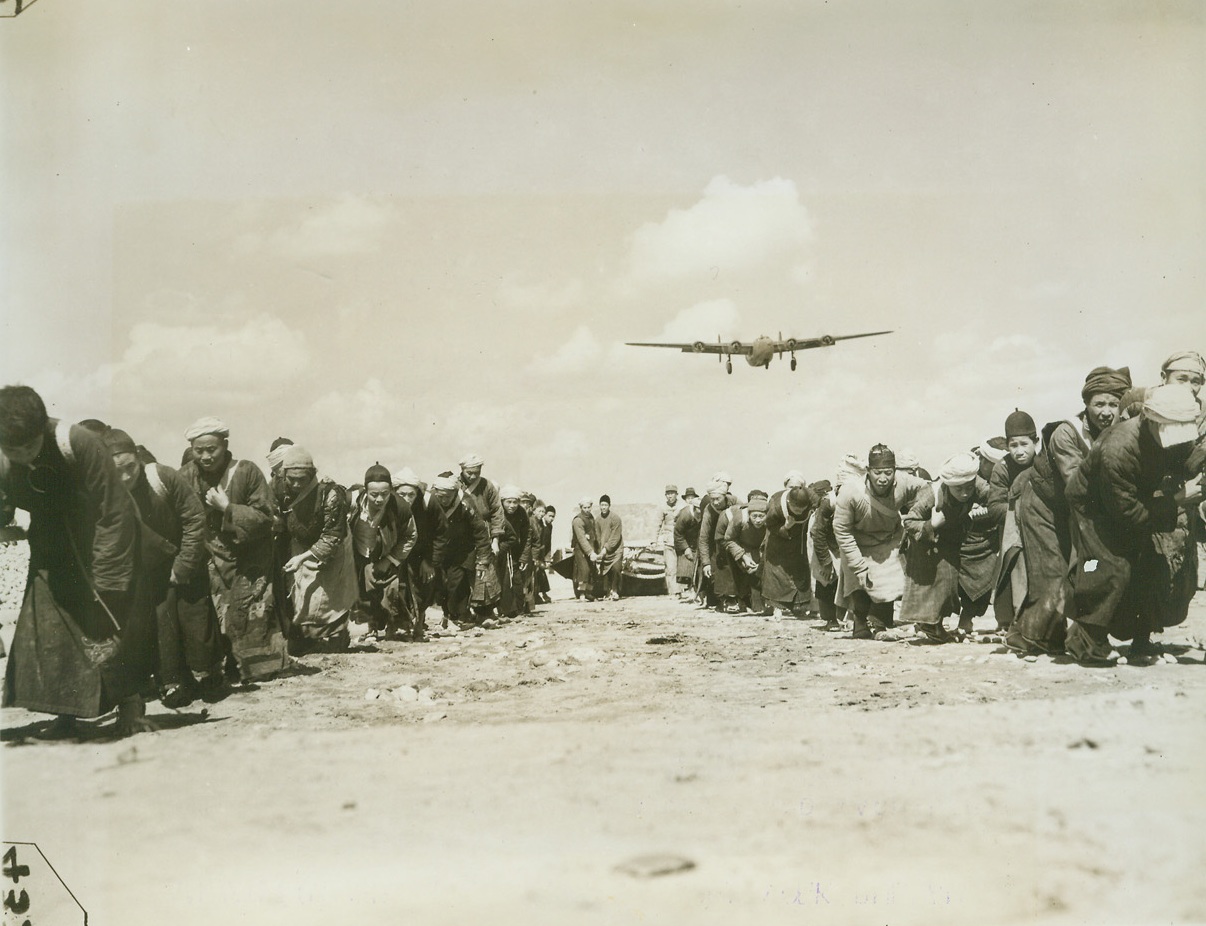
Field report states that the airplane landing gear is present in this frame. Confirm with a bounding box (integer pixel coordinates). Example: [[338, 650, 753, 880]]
[[726, 359, 733, 374], [790, 354, 797, 371]]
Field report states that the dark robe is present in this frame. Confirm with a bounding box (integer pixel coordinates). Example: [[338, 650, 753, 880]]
[[900, 478, 996, 623], [497, 506, 530, 616], [409, 493, 447, 616], [673, 506, 700, 582], [571, 510, 599, 597], [596, 511, 624, 574], [724, 507, 767, 611], [433, 494, 490, 622], [989, 457, 1033, 630], [1009, 416, 1096, 652], [349, 492, 417, 635], [2, 420, 150, 717], [277, 477, 356, 644], [179, 453, 287, 681], [763, 488, 816, 613], [128, 462, 221, 686], [1065, 417, 1196, 652], [711, 506, 740, 599]]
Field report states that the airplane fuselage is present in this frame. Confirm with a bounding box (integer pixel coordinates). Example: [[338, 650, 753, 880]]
[[746, 336, 776, 367]]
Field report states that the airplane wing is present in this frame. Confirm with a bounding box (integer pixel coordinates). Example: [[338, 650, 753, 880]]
[[772, 330, 893, 351], [626, 340, 756, 355]]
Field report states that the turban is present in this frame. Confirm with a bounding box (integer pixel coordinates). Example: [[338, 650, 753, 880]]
[[786, 486, 812, 516], [578, 496, 594, 508], [500, 484, 523, 501], [835, 453, 866, 488], [1004, 409, 1037, 439], [706, 480, 728, 496], [710, 471, 733, 486], [391, 466, 421, 489], [459, 452, 484, 469], [747, 489, 768, 501], [432, 474, 459, 492], [664, 484, 679, 493], [747, 496, 769, 514], [867, 444, 895, 470], [1081, 366, 1131, 403], [939, 450, 981, 486], [599, 494, 611, 504], [185, 416, 229, 442], [682, 486, 699, 499], [281, 446, 315, 472], [1162, 350, 1206, 377], [102, 428, 138, 457], [894, 450, 919, 471], [977, 437, 1008, 466], [364, 462, 392, 486], [783, 469, 806, 488], [1143, 383, 1201, 447]]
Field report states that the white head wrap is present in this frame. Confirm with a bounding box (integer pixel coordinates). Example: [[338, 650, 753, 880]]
[[459, 452, 484, 469], [1143, 383, 1201, 447], [938, 451, 981, 486], [783, 469, 806, 488], [185, 416, 229, 442]]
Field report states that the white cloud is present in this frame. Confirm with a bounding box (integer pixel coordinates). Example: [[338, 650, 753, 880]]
[[528, 325, 603, 375], [624, 176, 812, 287], [116, 314, 309, 405], [651, 298, 742, 341], [240, 196, 397, 261], [496, 275, 584, 313]]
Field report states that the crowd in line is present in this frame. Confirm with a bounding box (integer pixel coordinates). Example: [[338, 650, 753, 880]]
[[626, 351, 1205, 666], [0, 387, 560, 738], [0, 349, 1203, 739]]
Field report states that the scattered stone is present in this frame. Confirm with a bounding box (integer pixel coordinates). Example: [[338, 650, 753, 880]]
[[1161, 653, 1177, 665], [564, 647, 605, 665], [529, 653, 553, 668], [615, 854, 697, 878], [421, 712, 447, 723], [647, 634, 686, 645], [364, 688, 381, 701], [1068, 738, 1099, 750], [391, 686, 419, 702], [418, 687, 436, 701]]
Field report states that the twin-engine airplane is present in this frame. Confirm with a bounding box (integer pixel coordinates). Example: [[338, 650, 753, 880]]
[[626, 329, 893, 373]]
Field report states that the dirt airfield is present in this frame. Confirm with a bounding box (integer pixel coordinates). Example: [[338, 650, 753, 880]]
[[3, 557, 1206, 926]]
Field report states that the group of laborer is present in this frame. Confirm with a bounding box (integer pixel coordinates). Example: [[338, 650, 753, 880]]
[[0, 385, 557, 738], [646, 351, 1205, 665], [1, 350, 1203, 738]]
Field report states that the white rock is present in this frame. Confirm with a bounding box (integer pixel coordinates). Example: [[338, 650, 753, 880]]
[[364, 688, 381, 701], [392, 686, 419, 702], [529, 653, 552, 668], [564, 647, 605, 665]]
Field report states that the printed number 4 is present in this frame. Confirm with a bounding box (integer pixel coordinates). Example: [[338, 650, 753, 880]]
[[2, 847, 30, 883]]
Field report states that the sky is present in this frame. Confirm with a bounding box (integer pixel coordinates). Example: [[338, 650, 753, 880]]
[[2, 0, 1203, 542]]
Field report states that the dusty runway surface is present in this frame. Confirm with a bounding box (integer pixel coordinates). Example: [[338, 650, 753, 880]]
[[4, 582, 1205, 925]]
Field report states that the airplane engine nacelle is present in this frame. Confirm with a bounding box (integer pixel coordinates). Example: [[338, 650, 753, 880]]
[[730, 341, 743, 353], [821, 335, 836, 346], [785, 338, 798, 351], [692, 341, 706, 353]]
